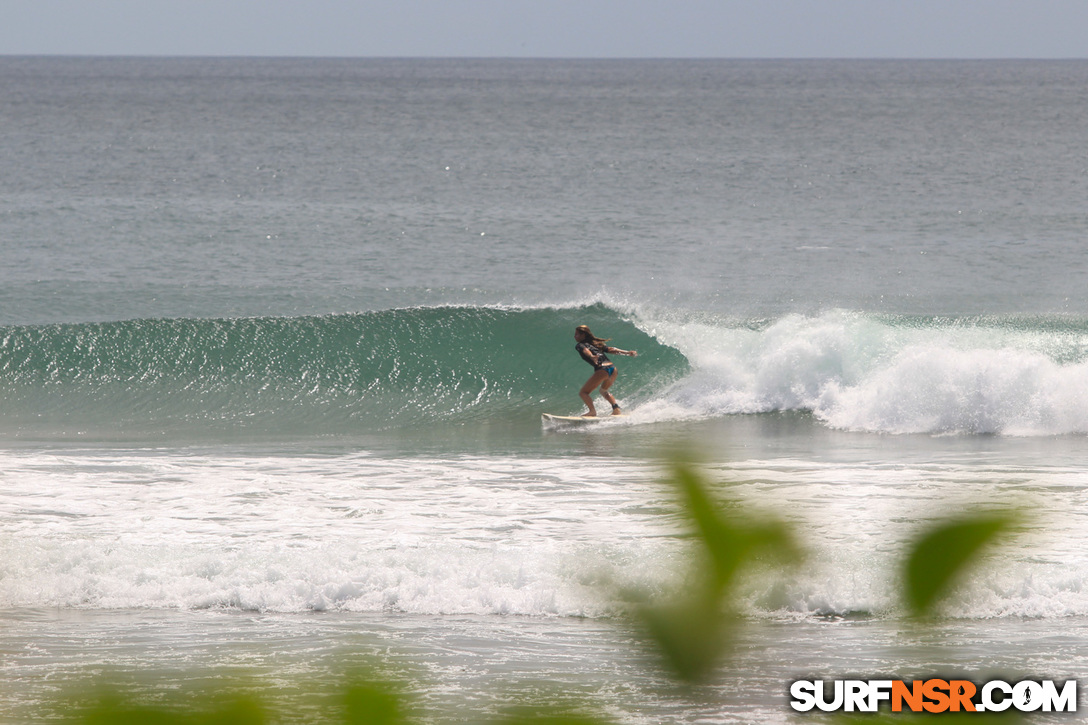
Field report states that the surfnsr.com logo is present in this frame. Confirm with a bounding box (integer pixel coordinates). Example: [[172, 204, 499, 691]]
[[790, 679, 1078, 713]]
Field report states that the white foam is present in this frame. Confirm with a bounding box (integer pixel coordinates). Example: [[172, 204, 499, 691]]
[[0, 451, 678, 616], [3, 449, 1088, 621], [632, 309, 1088, 435]]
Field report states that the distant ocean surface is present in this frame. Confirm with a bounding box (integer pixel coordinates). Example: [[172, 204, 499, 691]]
[[3, 57, 1088, 722]]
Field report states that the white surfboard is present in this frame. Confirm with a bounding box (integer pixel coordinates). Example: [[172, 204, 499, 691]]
[[542, 413, 626, 425]]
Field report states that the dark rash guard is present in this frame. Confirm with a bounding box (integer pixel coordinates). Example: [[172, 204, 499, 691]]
[[576, 341, 613, 370]]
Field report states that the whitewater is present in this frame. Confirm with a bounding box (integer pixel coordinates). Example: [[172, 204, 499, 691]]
[[3, 57, 1088, 723]]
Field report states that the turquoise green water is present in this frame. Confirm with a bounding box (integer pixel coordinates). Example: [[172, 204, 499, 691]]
[[0, 304, 685, 440]]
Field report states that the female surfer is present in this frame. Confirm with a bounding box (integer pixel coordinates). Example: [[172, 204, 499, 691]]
[[574, 325, 637, 417]]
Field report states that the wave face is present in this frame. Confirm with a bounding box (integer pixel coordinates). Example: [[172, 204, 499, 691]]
[[0, 304, 686, 440], [635, 309, 1088, 436], [6, 306, 1088, 439]]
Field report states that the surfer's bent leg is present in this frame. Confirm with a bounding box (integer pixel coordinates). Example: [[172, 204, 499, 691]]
[[579, 369, 609, 416], [599, 366, 621, 414]]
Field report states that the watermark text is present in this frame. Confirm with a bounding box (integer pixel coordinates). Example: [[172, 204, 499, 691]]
[[790, 679, 1077, 713]]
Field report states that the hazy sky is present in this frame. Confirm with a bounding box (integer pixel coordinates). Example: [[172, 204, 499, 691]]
[[3, 0, 1087, 58]]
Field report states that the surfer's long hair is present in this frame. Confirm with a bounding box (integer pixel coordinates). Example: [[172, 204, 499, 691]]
[[575, 325, 611, 349]]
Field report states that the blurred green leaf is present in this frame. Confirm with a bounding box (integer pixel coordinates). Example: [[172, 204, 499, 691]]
[[77, 692, 267, 725], [904, 511, 1020, 616], [638, 595, 730, 683], [198, 696, 266, 725], [80, 700, 183, 725], [633, 462, 801, 683], [672, 463, 800, 593], [344, 680, 409, 725]]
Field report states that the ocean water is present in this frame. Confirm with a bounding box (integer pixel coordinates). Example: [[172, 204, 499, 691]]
[[3, 57, 1088, 722]]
